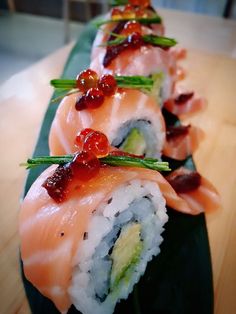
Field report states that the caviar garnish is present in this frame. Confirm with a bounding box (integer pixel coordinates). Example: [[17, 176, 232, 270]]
[[42, 164, 73, 203], [83, 131, 110, 158], [122, 21, 142, 36], [129, 0, 150, 7], [111, 8, 122, 20], [135, 7, 147, 18], [70, 151, 100, 181], [166, 125, 190, 141], [75, 129, 110, 158], [75, 128, 94, 148], [75, 94, 87, 111], [123, 4, 135, 19], [76, 69, 98, 92], [175, 92, 194, 105], [85, 88, 105, 109], [127, 32, 143, 48], [167, 172, 201, 193], [98, 74, 117, 96], [74, 71, 119, 111]]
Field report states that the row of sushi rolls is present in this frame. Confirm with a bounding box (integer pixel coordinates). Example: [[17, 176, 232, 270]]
[[19, 1, 221, 313]]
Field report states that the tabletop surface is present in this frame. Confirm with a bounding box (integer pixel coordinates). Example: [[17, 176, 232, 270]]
[[0, 8, 235, 314]]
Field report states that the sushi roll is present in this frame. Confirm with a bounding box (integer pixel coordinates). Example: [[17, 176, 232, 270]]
[[20, 147, 191, 314], [49, 75, 165, 157], [89, 4, 179, 103], [90, 39, 179, 103], [49, 70, 204, 161], [91, 2, 165, 61]]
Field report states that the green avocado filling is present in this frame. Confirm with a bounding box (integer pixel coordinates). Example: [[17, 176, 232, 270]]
[[110, 223, 143, 291], [120, 128, 146, 155], [151, 72, 164, 104]]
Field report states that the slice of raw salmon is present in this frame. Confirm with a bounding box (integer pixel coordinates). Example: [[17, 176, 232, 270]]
[[166, 167, 221, 214], [163, 125, 205, 160]]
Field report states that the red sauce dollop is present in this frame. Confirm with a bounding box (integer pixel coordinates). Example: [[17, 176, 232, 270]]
[[167, 171, 201, 193], [175, 92, 194, 105], [42, 164, 73, 203], [166, 125, 190, 141]]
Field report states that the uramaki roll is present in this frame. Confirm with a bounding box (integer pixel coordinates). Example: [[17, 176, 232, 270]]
[[19, 165, 190, 314], [49, 89, 165, 157]]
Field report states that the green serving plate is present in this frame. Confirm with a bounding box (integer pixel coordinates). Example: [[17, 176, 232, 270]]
[[21, 21, 214, 314]]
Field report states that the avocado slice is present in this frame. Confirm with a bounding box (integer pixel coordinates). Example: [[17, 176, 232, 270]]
[[110, 223, 143, 291], [151, 72, 164, 105], [120, 128, 146, 155]]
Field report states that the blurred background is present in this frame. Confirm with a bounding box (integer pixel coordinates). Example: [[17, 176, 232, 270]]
[[0, 0, 235, 85]]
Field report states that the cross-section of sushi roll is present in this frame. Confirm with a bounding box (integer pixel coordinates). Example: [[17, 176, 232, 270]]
[[20, 162, 189, 314], [49, 88, 165, 157]]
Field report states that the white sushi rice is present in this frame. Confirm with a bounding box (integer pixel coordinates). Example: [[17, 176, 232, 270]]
[[69, 179, 168, 314], [111, 119, 164, 158]]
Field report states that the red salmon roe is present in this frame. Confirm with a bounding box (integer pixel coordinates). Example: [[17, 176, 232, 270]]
[[75, 128, 94, 148], [122, 21, 142, 36], [75, 94, 87, 111], [127, 32, 143, 48], [111, 8, 122, 20], [42, 164, 73, 203], [76, 69, 98, 92], [123, 4, 135, 19], [85, 88, 104, 109], [98, 74, 117, 96], [83, 131, 110, 158], [135, 7, 148, 18], [70, 151, 100, 181], [129, 0, 150, 7]]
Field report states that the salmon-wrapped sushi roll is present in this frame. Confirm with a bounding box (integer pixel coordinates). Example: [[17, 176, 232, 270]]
[[49, 88, 165, 157], [91, 3, 165, 61], [20, 154, 191, 314], [91, 44, 179, 103], [49, 71, 204, 160], [90, 6, 179, 103]]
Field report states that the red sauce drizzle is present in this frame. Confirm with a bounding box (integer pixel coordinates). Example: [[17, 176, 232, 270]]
[[103, 32, 144, 67], [42, 164, 73, 203], [175, 92, 194, 105], [108, 21, 126, 41], [167, 172, 201, 193], [166, 125, 190, 141]]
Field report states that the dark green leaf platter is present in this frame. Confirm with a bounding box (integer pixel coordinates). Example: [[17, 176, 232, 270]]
[[21, 22, 213, 314]]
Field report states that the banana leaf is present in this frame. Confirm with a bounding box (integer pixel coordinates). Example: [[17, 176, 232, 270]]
[[21, 21, 214, 314]]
